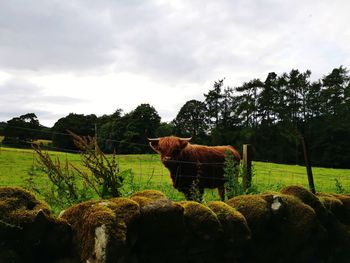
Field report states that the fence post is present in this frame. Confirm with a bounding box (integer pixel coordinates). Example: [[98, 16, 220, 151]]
[[301, 137, 316, 194], [242, 144, 252, 191]]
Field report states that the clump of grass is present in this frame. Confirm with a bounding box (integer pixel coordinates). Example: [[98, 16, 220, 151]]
[[334, 178, 345, 194]]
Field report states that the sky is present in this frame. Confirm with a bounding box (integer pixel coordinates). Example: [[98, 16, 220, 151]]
[[1, 0, 350, 127]]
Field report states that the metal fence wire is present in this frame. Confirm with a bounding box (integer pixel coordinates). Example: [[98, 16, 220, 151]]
[[1, 141, 350, 198]]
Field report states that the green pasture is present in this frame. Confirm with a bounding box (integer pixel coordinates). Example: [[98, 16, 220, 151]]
[[0, 147, 349, 205]]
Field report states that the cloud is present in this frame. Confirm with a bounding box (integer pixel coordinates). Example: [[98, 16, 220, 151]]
[[1, 0, 350, 126], [0, 0, 115, 72], [0, 77, 87, 126]]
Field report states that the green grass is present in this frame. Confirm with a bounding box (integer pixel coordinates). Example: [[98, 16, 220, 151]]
[[0, 147, 349, 209]]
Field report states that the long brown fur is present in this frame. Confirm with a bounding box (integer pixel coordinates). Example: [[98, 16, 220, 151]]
[[149, 136, 241, 200]]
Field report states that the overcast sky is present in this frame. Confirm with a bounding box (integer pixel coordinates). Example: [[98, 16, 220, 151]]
[[1, 0, 350, 127]]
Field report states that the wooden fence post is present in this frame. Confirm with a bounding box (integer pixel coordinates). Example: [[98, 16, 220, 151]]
[[242, 144, 252, 190], [301, 137, 316, 194]]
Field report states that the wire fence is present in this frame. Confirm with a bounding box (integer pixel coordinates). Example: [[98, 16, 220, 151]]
[[1, 123, 350, 196], [1, 143, 350, 199]]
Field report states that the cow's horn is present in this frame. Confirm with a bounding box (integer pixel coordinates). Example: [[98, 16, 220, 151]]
[[179, 137, 192, 141], [147, 138, 160, 141]]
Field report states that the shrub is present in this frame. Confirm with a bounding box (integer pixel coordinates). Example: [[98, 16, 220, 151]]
[[30, 132, 132, 212], [69, 130, 131, 198], [224, 151, 244, 199], [31, 145, 94, 211]]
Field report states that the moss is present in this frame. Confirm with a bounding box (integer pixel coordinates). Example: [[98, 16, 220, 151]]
[[138, 198, 185, 243], [130, 196, 155, 207], [0, 187, 50, 225], [61, 199, 140, 262], [60, 201, 113, 261], [226, 194, 271, 237], [177, 201, 222, 241], [108, 197, 140, 247], [274, 194, 326, 262], [130, 189, 167, 200], [207, 201, 251, 244], [331, 194, 350, 208], [0, 187, 73, 262], [228, 192, 326, 262], [280, 185, 328, 223], [130, 190, 170, 210], [279, 195, 322, 237], [134, 198, 186, 262], [328, 194, 350, 225], [318, 193, 346, 222]]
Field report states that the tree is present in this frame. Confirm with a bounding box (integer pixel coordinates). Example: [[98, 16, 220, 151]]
[[204, 79, 224, 129], [97, 109, 123, 128], [52, 113, 97, 150], [258, 72, 279, 126], [321, 66, 350, 116], [235, 79, 262, 128], [156, 122, 175, 137], [118, 104, 161, 153], [97, 110, 124, 153], [173, 99, 208, 143], [3, 113, 41, 146], [309, 66, 350, 167], [0, 122, 5, 135]]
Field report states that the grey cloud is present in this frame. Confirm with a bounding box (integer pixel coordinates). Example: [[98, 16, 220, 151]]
[[1, 0, 348, 83], [0, 78, 85, 104], [0, 0, 349, 87], [0, 78, 86, 124], [0, 0, 115, 71]]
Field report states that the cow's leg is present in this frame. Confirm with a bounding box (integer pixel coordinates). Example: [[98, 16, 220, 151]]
[[218, 186, 225, 201]]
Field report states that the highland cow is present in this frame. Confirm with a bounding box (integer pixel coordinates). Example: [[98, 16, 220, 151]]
[[148, 136, 241, 200]]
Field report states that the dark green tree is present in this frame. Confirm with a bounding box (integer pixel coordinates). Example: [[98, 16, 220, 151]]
[[204, 79, 224, 129], [52, 113, 97, 150], [97, 110, 124, 153], [173, 99, 208, 143], [0, 122, 5, 135], [3, 113, 41, 146], [310, 66, 350, 167], [258, 72, 279, 126], [118, 104, 161, 153], [321, 66, 350, 116], [156, 122, 175, 137], [235, 79, 262, 128], [97, 109, 123, 128]]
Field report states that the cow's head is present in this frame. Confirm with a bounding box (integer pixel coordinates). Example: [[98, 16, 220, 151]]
[[148, 136, 191, 162]]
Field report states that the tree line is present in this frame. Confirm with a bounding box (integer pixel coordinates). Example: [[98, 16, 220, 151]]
[[1, 66, 349, 168]]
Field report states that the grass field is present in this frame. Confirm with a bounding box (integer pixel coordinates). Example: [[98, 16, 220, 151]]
[[0, 146, 349, 211]]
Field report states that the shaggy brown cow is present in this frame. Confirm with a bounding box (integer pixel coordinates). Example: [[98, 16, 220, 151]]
[[148, 136, 241, 201]]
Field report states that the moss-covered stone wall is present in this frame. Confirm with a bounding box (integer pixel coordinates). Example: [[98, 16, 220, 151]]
[[1, 187, 350, 263]]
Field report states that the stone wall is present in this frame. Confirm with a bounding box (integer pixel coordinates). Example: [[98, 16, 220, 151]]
[[1, 186, 350, 263]]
